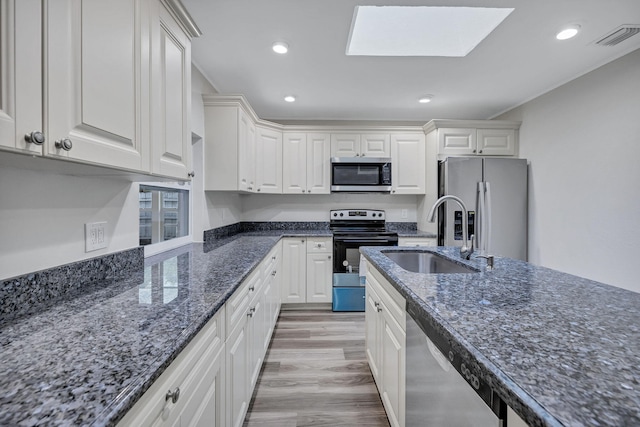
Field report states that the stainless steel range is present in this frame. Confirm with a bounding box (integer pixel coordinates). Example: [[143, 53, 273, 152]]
[[330, 209, 398, 311]]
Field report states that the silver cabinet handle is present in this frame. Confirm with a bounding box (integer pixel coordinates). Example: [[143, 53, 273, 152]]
[[249, 285, 255, 292], [472, 149, 477, 153], [166, 387, 180, 404], [187, 171, 195, 178], [301, 239, 305, 243], [25, 131, 45, 145], [479, 150, 483, 154], [374, 301, 382, 312], [55, 138, 73, 151], [271, 270, 276, 276], [328, 255, 331, 259], [248, 307, 255, 317]]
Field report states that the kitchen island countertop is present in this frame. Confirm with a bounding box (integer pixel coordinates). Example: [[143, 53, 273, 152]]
[[360, 246, 640, 427]]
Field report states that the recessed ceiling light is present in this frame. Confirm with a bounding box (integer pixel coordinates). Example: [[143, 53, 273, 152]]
[[272, 42, 289, 54], [284, 95, 296, 103], [556, 25, 581, 40], [418, 95, 434, 104], [347, 6, 514, 57]]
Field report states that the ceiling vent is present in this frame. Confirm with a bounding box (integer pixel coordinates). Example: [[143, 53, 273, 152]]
[[594, 25, 640, 46]]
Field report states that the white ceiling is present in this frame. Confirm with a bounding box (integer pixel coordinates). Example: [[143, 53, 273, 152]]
[[182, 0, 640, 124]]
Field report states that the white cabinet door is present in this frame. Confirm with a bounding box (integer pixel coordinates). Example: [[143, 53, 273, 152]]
[[226, 317, 249, 427], [237, 110, 255, 192], [281, 238, 307, 303], [361, 133, 390, 157], [150, 1, 191, 179], [365, 281, 382, 386], [381, 308, 406, 427], [45, 0, 148, 171], [0, 0, 43, 155], [331, 134, 360, 157], [438, 128, 476, 156], [179, 342, 225, 427], [306, 253, 333, 303], [477, 128, 516, 156], [282, 133, 307, 194], [306, 133, 331, 194], [255, 126, 282, 193], [248, 294, 264, 390], [390, 133, 425, 195]]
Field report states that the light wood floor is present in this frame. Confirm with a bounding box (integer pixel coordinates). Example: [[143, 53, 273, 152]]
[[244, 310, 390, 427]]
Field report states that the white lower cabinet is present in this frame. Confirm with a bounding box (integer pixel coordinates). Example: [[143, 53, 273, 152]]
[[281, 237, 333, 304], [365, 262, 406, 427], [226, 311, 250, 427], [226, 243, 281, 427], [117, 308, 226, 427], [120, 242, 282, 427], [281, 238, 307, 303]]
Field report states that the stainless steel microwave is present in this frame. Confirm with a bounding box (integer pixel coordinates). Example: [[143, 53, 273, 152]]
[[330, 157, 392, 192]]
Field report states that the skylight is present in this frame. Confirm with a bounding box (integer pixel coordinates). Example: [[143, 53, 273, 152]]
[[346, 6, 514, 57]]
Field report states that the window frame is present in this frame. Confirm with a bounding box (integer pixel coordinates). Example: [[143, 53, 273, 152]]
[[138, 182, 192, 257]]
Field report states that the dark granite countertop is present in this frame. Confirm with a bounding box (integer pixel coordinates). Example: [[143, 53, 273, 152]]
[[360, 246, 640, 427], [0, 230, 329, 427]]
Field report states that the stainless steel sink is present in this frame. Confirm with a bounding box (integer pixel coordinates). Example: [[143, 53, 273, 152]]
[[383, 251, 478, 274]]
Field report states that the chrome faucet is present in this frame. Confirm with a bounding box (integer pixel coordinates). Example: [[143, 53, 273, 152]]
[[475, 254, 494, 271], [427, 195, 474, 260]]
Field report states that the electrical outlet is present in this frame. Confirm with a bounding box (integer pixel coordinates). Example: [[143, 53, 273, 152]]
[[401, 209, 408, 219], [85, 222, 107, 252]]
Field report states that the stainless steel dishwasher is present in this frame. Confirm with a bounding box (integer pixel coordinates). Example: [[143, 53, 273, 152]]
[[406, 313, 506, 426]]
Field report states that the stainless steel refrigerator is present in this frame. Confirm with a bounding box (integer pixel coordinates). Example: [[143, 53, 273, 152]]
[[437, 157, 527, 260]]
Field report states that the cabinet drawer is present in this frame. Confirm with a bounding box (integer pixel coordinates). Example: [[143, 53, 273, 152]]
[[117, 308, 225, 427], [367, 266, 406, 331], [306, 237, 332, 253]]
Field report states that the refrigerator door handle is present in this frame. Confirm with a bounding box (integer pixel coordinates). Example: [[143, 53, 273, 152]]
[[484, 182, 492, 254], [477, 182, 485, 252]]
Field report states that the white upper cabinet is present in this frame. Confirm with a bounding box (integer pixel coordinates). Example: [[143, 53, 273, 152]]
[[331, 134, 360, 157], [203, 103, 255, 192], [0, 0, 43, 155], [1, 0, 198, 180], [362, 133, 391, 157], [255, 126, 282, 193], [283, 132, 330, 194], [476, 128, 516, 156], [424, 120, 520, 158], [150, 0, 193, 179], [331, 133, 390, 157], [282, 133, 307, 194], [306, 133, 331, 194], [390, 133, 425, 195], [45, 0, 147, 171]]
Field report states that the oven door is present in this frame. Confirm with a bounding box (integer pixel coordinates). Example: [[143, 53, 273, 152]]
[[333, 235, 398, 275], [332, 234, 397, 311]]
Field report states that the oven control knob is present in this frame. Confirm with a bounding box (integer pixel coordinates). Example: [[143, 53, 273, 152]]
[[339, 213, 344, 217], [333, 212, 338, 217]]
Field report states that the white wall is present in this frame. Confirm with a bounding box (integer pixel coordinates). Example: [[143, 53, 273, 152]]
[[240, 193, 419, 223], [497, 49, 640, 292], [0, 166, 139, 280]]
